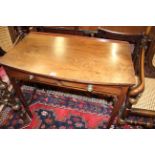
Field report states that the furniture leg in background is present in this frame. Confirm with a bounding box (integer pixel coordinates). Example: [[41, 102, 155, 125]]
[[10, 78, 33, 119]]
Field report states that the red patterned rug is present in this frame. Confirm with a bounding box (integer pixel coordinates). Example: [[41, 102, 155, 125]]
[[27, 103, 110, 129], [0, 85, 145, 129]]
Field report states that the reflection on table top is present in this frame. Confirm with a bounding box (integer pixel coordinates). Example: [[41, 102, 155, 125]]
[[0, 32, 136, 85]]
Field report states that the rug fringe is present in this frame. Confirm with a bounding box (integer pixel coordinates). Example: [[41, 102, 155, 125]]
[[22, 85, 113, 106]]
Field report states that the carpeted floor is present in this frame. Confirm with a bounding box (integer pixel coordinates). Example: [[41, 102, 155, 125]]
[[0, 85, 149, 129]]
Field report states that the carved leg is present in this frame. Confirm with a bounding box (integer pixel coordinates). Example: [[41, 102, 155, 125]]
[[10, 78, 33, 118], [107, 88, 128, 128]]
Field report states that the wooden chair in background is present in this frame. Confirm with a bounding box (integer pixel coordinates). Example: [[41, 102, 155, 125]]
[[120, 27, 155, 128], [145, 27, 155, 78], [95, 26, 147, 73], [96, 26, 155, 128]]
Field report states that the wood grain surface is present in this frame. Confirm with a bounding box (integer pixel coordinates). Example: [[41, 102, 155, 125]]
[[0, 32, 136, 85]]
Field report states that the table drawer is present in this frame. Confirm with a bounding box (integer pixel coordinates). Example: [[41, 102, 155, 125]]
[[5, 67, 122, 96], [5, 67, 89, 91]]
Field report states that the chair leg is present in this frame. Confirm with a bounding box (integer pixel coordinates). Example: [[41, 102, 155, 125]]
[[119, 96, 131, 120], [118, 98, 155, 128]]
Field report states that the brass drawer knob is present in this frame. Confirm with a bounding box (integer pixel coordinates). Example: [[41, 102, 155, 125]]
[[29, 75, 34, 80], [87, 84, 93, 92]]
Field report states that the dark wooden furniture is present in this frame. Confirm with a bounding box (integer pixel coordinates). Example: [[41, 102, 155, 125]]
[[145, 27, 155, 78], [36, 26, 85, 36], [122, 27, 155, 128], [36, 26, 149, 38], [36, 26, 98, 37], [0, 47, 6, 56], [96, 26, 155, 127], [0, 32, 136, 128], [119, 27, 155, 128], [95, 27, 148, 73]]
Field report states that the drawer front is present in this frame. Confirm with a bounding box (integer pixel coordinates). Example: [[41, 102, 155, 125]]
[[5, 67, 89, 91], [4, 67, 122, 96]]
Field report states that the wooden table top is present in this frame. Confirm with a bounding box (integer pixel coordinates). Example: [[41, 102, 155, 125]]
[[0, 32, 136, 85]]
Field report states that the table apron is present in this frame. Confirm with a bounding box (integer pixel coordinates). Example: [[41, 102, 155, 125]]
[[4, 67, 128, 97]]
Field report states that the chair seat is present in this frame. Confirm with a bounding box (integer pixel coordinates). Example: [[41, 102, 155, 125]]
[[132, 77, 155, 111]]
